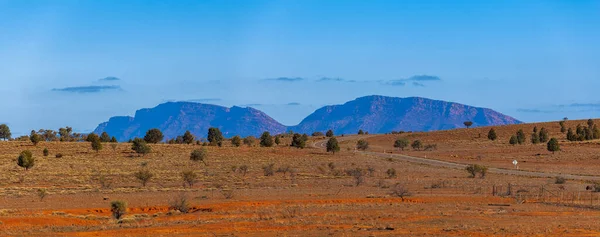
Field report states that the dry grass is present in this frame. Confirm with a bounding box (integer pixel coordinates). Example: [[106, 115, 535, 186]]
[[0, 127, 599, 236]]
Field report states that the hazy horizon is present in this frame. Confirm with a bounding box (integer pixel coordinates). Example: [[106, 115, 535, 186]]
[[1, 0, 599, 135]]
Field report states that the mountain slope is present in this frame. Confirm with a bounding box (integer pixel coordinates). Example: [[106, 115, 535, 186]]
[[94, 102, 287, 141], [288, 95, 521, 134]]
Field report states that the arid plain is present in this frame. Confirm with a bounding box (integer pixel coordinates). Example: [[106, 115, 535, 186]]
[[1, 120, 600, 236]]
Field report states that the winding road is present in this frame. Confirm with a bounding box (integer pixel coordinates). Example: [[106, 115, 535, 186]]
[[313, 136, 600, 182]]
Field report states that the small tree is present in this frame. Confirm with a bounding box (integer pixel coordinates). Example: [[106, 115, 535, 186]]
[[260, 132, 274, 147], [100, 132, 111, 142], [588, 119, 595, 128], [134, 170, 153, 187], [190, 148, 208, 165], [110, 201, 127, 220], [464, 121, 473, 128], [349, 168, 365, 186], [181, 170, 198, 188], [0, 124, 11, 141], [356, 139, 369, 151], [326, 137, 340, 154], [530, 132, 540, 144], [566, 128, 576, 141], [207, 127, 224, 146], [37, 188, 47, 201], [131, 138, 151, 156], [358, 129, 364, 135], [394, 138, 410, 151], [262, 163, 275, 176], [312, 131, 324, 137], [593, 125, 600, 139], [465, 164, 487, 178], [243, 136, 255, 146], [559, 121, 566, 133], [110, 136, 118, 143], [43, 148, 49, 157], [516, 129, 526, 144], [290, 133, 306, 149], [30, 133, 41, 146], [390, 183, 411, 201], [231, 135, 242, 147], [144, 128, 164, 144], [325, 130, 334, 137], [539, 127, 549, 143], [17, 150, 35, 170], [509, 135, 518, 145], [182, 131, 195, 144], [547, 138, 560, 154], [274, 136, 281, 145], [91, 136, 103, 153], [487, 128, 497, 141], [411, 140, 423, 151], [386, 168, 397, 178]]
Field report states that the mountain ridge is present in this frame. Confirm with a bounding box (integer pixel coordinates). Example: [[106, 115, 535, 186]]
[[94, 95, 521, 141]]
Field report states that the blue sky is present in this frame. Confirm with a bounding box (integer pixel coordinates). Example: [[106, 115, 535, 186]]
[[1, 0, 599, 135]]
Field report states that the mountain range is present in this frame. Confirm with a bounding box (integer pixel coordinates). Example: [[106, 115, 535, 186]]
[[94, 95, 521, 141]]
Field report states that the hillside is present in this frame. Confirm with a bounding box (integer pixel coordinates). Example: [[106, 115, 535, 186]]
[[93, 102, 287, 141], [360, 118, 600, 176], [289, 95, 521, 134]]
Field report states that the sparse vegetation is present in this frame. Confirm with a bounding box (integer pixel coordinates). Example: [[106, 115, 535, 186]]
[[30, 133, 41, 146], [394, 138, 409, 151], [144, 128, 164, 144], [547, 138, 560, 154], [509, 135, 518, 145], [170, 193, 190, 213], [326, 129, 334, 137], [390, 183, 411, 201], [260, 132, 274, 147], [231, 135, 242, 147], [17, 150, 35, 170], [326, 137, 340, 154], [290, 133, 306, 148], [207, 127, 224, 146], [262, 163, 275, 176], [110, 201, 127, 220], [348, 168, 365, 186], [37, 188, 47, 201], [464, 121, 473, 128], [0, 124, 11, 140], [131, 138, 151, 156], [356, 139, 369, 151], [243, 136, 255, 146], [190, 148, 208, 165], [181, 170, 198, 188], [386, 168, 397, 178], [411, 140, 423, 151], [182, 131, 195, 144], [134, 170, 153, 187], [555, 176, 566, 184], [516, 129, 526, 144], [465, 164, 488, 178]]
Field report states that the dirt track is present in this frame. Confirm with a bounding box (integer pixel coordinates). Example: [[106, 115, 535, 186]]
[[314, 136, 600, 181]]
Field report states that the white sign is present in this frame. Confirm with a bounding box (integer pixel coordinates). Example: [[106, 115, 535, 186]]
[[512, 160, 518, 166]]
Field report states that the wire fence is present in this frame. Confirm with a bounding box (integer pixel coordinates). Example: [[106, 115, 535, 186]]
[[492, 183, 600, 208]]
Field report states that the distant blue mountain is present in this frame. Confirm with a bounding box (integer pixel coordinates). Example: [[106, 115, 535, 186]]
[[94, 96, 521, 141], [94, 102, 286, 141], [289, 95, 521, 134]]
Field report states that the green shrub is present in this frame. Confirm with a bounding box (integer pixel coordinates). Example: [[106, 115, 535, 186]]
[[110, 200, 127, 220], [17, 150, 35, 170], [190, 148, 208, 165], [133, 170, 153, 187]]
